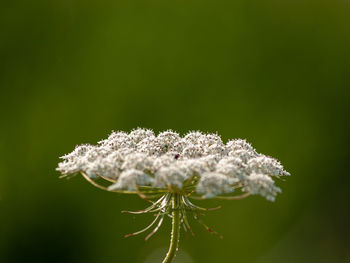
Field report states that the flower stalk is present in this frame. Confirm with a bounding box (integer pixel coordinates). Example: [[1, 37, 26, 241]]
[[162, 193, 181, 263]]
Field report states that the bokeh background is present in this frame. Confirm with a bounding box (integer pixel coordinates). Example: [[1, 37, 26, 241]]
[[1, 0, 349, 262]]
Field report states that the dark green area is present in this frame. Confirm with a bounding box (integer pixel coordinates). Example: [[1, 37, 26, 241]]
[[1, 0, 349, 262]]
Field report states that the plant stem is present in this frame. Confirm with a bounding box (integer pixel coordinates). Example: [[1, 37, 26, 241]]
[[162, 193, 181, 263]]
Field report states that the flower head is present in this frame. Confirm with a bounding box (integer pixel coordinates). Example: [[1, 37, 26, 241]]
[[58, 128, 289, 200], [57, 128, 290, 255]]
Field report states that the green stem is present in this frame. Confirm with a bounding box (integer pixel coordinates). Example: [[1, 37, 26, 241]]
[[162, 193, 181, 263]]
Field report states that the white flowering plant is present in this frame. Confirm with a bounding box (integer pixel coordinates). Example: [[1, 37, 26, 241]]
[[57, 128, 290, 263]]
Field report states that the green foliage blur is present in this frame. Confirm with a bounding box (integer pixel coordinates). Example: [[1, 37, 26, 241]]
[[1, 0, 349, 262]]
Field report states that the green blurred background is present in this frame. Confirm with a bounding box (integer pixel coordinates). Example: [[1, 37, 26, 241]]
[[1, 0, 349, 262]]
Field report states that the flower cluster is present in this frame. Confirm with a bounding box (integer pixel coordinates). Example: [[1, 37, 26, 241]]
[[57, 128, 289, 201], [57, 128, 290, 262]]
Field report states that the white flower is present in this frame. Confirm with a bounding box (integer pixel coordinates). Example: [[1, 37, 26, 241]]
[[129, 128, 155, 143], [153, 166, 190, 190], [242, 173, 282, 202], [57, 128, 289, 201], [57, 128, 290, 249], [108, 169, 154, 191], [247, 156, 290, 177], [197, 172, 238, 198]]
